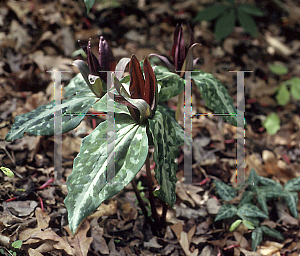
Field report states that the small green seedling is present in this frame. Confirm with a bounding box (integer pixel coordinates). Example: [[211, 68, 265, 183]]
[[0, 167, 14, 178], [194, 0, 265, 40], [214, 169, 300, 251]]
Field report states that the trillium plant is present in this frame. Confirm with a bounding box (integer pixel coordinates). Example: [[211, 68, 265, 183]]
[[5, 24, 237, 235]]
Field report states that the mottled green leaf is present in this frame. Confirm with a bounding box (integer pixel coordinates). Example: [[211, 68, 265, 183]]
[[5, 95, 97, 142], [242, 216, 260, 227], [192, 71, 237, 126], [257, 193, 268, 214], [259, 186, 286, 199], [65, 115, 148, 233], [284, 176, 300, 192], [157, 104, 192, 150], [237, 8, 257, 37], [194, 4, 230, 21], [64, 73, 92, 98], [149, 110, 182, 206], [84, 0, 95, 12], [215, 8, 235, 40], [261, 225, 284, 240], [238, 4, 265, 17], [214, 180, 236, 201], [215, 204, 238, 221], [239, 191, 255, 206], [229, 219, 242, 231], [251, 227, 263, 251], [237, 203, 268, 219], [257, 176, 283, 189], [154, 66, 184, 101], [246, 168, 258, 185], [283, 191, 298, 218]]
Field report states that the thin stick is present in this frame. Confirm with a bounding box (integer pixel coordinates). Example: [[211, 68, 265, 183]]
[[145, 154, 160, 229]]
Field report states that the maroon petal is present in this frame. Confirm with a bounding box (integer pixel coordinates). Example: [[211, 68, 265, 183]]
[[129, 55, 144, 99], [170, 23, 180, 65], [143, 57, 156, 108], [87, 39, 101, 76], [99, 36, 116, 74], [175, 24, 185, 72]]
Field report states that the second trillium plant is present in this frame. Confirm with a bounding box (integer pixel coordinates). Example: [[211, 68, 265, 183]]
[[5, 24, 237, 234]]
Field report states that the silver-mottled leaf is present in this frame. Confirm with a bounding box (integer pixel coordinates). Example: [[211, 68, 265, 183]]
[[65, 114, 148, 234]]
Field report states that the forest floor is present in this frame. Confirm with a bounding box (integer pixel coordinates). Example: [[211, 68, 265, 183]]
[[0, 0, 300, 255]]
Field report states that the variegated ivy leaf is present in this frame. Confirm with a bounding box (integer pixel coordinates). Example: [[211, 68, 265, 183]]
[[192, 71, 238, 126], [251, 227, 263, 252], [64, 73, 93, 98], [5, 88, 97, 142], [64, 114, 148, 234], [157, 104, 192, 150], [283, 191, 298, 218], [284, 176, 300, 192], [215, 204, 237, 221], [214, 179, 236, 201], [260, 225, 284, 240], [237, 203, 268, 219], [148, 110, 182, 206], [154, 66, 184, 102], [256, 193, 268, 214]]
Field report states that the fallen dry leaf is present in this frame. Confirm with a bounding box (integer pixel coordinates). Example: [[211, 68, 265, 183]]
[[66, 220, 93, 256]]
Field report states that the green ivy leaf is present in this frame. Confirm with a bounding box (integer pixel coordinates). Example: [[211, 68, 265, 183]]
[[229, 219, 242, 231], [194, 4, 230, 21], [237, 8, 257, 37], [64, 73, 94, 98], [65, 114, 148, 233], [154, 66, 184, 102], [284, 176, 300, 192], [251, 227, 263, 251], [276, 84, 290, 106], [214, 180, 236, 201], [242, 216, 260, 227], [283, 191, 298, 218], [192, 71, 237, 126], [215, 8, 235, 40], [237, 203, 268, 219], [215, 204, 238, 221], [238, 4, 265, 17], [261, 225, 284, 240], [148, 110, 181, 206], [263, 113, 280, 135]]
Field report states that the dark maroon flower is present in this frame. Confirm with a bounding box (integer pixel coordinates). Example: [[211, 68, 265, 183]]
[[113, 55, 158, 123], [78, 36, 116, 84]]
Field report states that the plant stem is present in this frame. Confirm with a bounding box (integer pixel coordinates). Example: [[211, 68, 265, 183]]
[[145, 154, 160, 230], [131, 179, 158, 236], [131, 179, 149, 221], [175, 91, 183, 121], [160, 200, 168, 228]]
